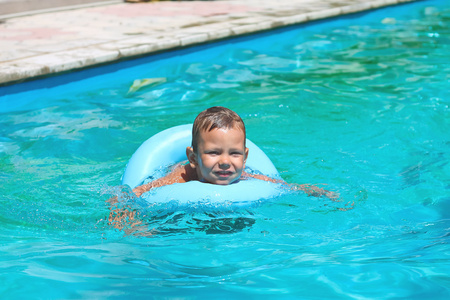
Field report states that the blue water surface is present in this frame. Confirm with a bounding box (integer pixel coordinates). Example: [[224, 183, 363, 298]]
[[1, 0, 449, 298]]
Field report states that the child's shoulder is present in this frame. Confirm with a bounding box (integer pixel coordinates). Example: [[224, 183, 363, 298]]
[[164, 161, 198, 184], [133, 161, 198, 197]]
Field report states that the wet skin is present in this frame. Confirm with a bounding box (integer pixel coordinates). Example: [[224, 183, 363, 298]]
[[186, 127, 249, 185]]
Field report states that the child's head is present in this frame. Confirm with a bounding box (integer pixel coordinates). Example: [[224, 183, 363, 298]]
[[187, 106, 248, 185], [191, 106, 246, 153]]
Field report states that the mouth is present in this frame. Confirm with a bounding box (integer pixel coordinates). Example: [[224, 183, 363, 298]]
[[215, 171, 234, 178]]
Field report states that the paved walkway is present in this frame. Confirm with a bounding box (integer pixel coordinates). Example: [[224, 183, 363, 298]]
[[0, 0, 115, 16], [0, 0, 418, 86]]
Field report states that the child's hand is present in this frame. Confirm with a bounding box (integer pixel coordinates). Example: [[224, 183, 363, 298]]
[[108, 207, 139, 229], [292, 184, 340, 200], [323, 189, 340, 201]]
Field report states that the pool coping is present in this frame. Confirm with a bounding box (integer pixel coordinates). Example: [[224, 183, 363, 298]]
[[0, 0, 420, 86]]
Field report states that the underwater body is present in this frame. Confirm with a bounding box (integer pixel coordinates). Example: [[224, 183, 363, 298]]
[[0, 0, 449, 298]]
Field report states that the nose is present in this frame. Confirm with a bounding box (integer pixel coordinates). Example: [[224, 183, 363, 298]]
[[219, 155, 230, 169]]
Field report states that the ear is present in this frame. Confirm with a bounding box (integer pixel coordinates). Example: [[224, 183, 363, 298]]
[[244, 147, 249, 165], [186, 146, 198, 166]]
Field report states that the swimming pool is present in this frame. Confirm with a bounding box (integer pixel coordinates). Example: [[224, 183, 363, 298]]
[[1, 0, 449, 298]]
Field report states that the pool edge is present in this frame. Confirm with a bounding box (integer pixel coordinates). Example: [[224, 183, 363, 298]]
[[0, 0, 422, 87]]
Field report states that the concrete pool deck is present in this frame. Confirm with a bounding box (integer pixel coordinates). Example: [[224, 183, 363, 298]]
[[0, 0, 420, 86]]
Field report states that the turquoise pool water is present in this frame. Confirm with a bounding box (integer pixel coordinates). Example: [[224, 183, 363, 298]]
[[1, 0, 449, 298]]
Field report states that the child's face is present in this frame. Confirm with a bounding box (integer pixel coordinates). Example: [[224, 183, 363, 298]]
[[187, 127, 248, 185]]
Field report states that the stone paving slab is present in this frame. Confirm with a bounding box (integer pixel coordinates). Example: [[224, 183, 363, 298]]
[[0, 0, 419, 86]]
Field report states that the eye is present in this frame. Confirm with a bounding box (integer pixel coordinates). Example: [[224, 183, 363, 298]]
[[231, 151, 243, 157]]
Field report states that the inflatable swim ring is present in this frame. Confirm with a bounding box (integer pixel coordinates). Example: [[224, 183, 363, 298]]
[[121, 124, 285, 208]]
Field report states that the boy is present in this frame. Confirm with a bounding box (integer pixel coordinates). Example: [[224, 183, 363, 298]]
[[108, 106, 338, 232], [132, 106, 335, 198]]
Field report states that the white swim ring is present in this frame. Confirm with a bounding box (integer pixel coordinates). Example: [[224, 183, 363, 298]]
[[121, 124, 285, 208]]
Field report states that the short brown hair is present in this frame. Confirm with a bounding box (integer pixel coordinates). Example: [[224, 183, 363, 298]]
[[191, 106, 246, 152]]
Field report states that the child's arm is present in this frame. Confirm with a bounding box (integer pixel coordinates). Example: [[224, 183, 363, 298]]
[[242, 172, 339, 199], [242, 171, 285, 184], [108, 162, 196, 234], [132, 177, 168, 197], [132, 162, 197, 197]]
